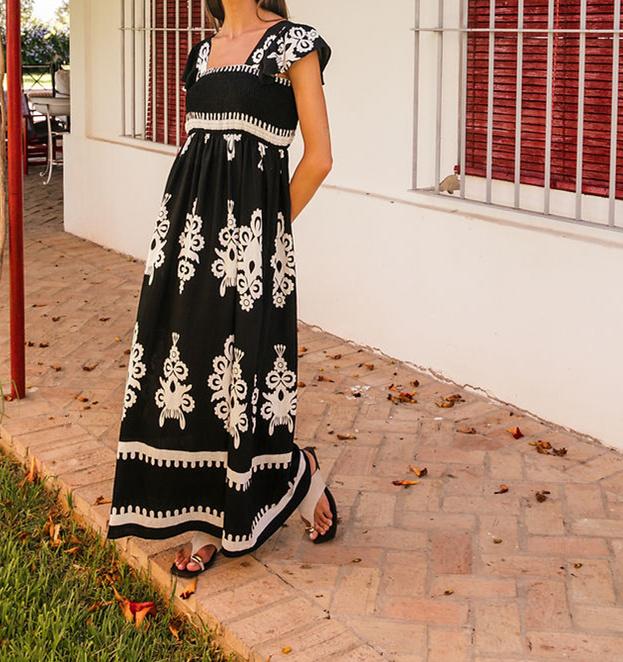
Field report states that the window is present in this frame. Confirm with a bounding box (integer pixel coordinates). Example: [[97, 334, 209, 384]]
[[120, 0, 215, 147], [412, 0, 622, 230]]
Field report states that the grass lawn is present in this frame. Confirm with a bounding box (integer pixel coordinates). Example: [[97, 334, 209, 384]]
[[0, 453, 229, 661]]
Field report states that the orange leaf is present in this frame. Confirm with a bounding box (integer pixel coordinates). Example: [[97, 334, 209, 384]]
[[507, 426, 524, 439], [336, 433, 357, 441], [134, 604, 156, 629], [120, 599, 134, 623], [409, 466, 428, 478], [180, 578, 197, 600], [281, 646, 293, 655], [392, 479, 419, 487], [494, 484, 509, 494]]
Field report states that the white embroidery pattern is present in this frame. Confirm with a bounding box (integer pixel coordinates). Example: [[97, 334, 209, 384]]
[[224, 133, 242, 161], [258, 143, 266, 171], [145, 193, 172, 286], [155, 332, 195, 430], [204, 132, 211, 144], [195, 41, 211, 78], [178, 198, 205, 294], [251, 374, 259, 433], [260, 344, 297, 435], [208, 334, 249, 449], [266, 25, 320, 74], [122, 322, 147, 419], [212, 202, 263, 312], [271, 212, 296, 308], [237, 209, 263, 311]]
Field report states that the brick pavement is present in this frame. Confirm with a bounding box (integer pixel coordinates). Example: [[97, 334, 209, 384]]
[[2, 167, 623, 660]]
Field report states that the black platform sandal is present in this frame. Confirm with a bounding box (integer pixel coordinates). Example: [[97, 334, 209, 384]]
[[298, 446, 338, 544]]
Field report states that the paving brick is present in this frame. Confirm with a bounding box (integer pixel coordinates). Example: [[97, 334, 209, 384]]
[[382, 551, 427, 597], [565, 483, 606, 518], [572, 518, 623, 538], [430, 575, 516, 599], [431, 530, 473, 574], [527, 631, 623, 659], [524, 499, 566, 535], [353, 492, 397, 528], [474, 602, 523, 654], [331, 566, 380, 616], [523, 579, 572, 630], [347, 618, 426, 657], [428, 627, 471, 662], [568, 559, 616, 605], [525, 535, 609, 557], [379, 597, 468, 626], [479, 514, 519, 554], [573, 605, 623, 632]]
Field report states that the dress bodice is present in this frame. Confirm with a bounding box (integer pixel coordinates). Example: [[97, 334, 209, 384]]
[[182, 20, 331, 148]]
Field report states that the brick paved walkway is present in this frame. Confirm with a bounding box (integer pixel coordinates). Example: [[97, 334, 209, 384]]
[[2, 168, 623, 661]]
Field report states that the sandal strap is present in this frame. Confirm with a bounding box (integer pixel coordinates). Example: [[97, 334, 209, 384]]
[[190, 553, 205, 570]]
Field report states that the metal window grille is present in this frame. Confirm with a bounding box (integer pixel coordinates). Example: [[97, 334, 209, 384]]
[[412, 0, 623, 232], [120, 0, 214, 147]]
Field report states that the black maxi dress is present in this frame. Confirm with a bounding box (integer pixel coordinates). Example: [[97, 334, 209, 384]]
[[106, 20, 331, 557]]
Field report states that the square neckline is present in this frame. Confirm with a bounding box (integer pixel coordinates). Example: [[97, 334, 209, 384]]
[[203, 19, 289, 71]]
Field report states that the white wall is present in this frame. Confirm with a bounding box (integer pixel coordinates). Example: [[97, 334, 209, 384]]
[[64, 0, 623, 448]]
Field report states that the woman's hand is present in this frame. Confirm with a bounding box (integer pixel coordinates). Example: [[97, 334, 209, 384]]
[[287, 51, 333, 222]]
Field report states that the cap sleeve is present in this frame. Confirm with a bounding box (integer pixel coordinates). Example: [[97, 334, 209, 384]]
[[182, 39, 208, 93], [260, 23, 332, 85]]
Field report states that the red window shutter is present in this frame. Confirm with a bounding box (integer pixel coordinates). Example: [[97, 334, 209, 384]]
[[145, 1, 211, 145], [465, 0, 623, 200]]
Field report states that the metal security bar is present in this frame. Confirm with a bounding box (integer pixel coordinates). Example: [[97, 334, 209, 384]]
[[120, 0, 212, 147], [412, 0, 623, 232]]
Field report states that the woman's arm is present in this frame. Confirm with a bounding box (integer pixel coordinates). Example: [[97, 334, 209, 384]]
[[287, 51, 333, 222]]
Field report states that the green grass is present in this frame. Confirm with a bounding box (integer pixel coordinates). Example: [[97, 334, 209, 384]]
[[0, 453, 229, 662]]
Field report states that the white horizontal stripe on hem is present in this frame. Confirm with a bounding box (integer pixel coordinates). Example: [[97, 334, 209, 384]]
[[117, 441, 227, 468], [222, 448, 306, 553], [109, 505, 224, 529], [226, 452, 293, 491]]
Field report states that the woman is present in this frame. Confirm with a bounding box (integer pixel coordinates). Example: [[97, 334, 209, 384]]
[[106, 0, 337, 578]]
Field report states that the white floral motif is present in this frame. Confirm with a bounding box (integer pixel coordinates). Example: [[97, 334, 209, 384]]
[[251, 374, 259, 433], [145, 193, 172, 285], [266, 25, 320, 74], [195, 41, 211, 78], [223, 133, 242, 161], [204, 132, 211, 144], [279, 149, 285, 159], [177, 198, 206, 294], [236, 209, 263, 311], [250, 33, 278, 65], [207, 334, 249, 448], [258, 143, 266, 171], [271, 212, 296, 308], [122, 322, 147, 419], [211, 200, 239, 296], [155, 332, 195, 430], [260, 344, 297, 435]]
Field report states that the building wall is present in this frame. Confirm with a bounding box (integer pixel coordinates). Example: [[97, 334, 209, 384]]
[[64, 0, 623, 448]]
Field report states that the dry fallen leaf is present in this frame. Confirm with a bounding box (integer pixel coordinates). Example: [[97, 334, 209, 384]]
[[457, 426, 477, 435], [535, 490, 551, 503], [20, 456, 40, 486], [392, 479, 419, 487], [409, 466, 428, 478], [443, 589, 454, 596], [493, 537, 503, 544], [180, 578, 197, 600], [494, 484, 509, 494], [507, 426, 524, 439], [336, 433, 357, 441], [169, 623, 181, 642], [94, 496, 112, 506], [281, 646, 293, 655], [317, 375, 335, 383], [134, 604, 156, 629]]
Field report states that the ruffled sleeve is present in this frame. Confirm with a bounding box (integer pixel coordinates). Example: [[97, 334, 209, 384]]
[[260, 22, 332, 85], [182, 39, 207, 93]]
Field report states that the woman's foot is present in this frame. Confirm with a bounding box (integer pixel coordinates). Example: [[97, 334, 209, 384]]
[[173, 543, 217, 572], [303, 449, 334, 541]]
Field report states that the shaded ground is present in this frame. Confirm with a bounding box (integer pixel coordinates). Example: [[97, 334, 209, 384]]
[[2, 167, 623, 661]]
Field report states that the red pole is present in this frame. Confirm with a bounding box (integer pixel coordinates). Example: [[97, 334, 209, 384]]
[[6, 0, 26, 400]]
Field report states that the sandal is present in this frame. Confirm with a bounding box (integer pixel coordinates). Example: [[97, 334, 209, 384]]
[[170, 540, 218, 578], [298, 446, 338, 544]]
